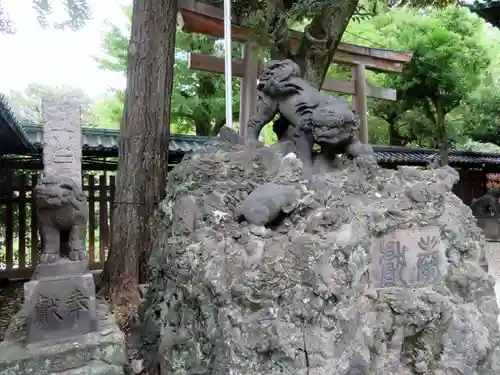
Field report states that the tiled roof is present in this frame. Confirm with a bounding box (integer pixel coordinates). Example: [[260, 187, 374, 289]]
[[20, 124, 500, 167], [373, 146, 500, 166], [21, 124, 211, 157], [4, 118, 500, 168], [467, 1, 500, 27], [0, 95, 31, 154]]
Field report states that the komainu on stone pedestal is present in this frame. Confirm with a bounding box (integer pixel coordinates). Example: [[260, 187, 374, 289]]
[[35, 175, 89, 263], [138, 128, 500, 375], [19, 174, 97, 344]]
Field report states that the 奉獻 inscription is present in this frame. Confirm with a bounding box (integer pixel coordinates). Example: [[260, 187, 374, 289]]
[[416, 235, 440, 283], [35, 295, 62, 326], [370, 226, 443, 288], [379, 240, 408, 287], [26, 273, 98, 343], [34, 288, 90, 328]]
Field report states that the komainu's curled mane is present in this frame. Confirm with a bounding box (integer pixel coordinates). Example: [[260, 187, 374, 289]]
[[246, 59, 376, 169]]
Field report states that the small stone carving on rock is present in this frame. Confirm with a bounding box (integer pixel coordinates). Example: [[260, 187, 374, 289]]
[[246, 59, 377, 169], [35, 175, 89, 264], [234, 182, 300, 226]]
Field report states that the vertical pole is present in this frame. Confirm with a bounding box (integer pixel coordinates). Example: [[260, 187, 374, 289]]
[[239, 42, 259, 140], [351, 96, 357, 113], [223, 0, 233, 128], [352, 64, 368, 144]]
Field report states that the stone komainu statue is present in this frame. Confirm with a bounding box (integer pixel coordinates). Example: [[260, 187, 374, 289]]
[[35, 175, 89, 264], [246, 59, 376, 167], [470, 188, 500, 217]]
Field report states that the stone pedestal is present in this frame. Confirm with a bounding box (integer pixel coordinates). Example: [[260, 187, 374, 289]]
[[0, 300, 126, 375], [24, 260, 97, 343]]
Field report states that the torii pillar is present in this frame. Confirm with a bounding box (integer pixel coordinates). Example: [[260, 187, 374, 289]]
[[238, 42, 260, 140]]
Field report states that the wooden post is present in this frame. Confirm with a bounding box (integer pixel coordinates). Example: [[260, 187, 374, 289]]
[[18, 174, 26, 269], [30, 173, 38, 267], [88, 175, 95, 263], [5, 169, 13, 271], [353, 64, 368, 144], [239, 42, 259, 140]]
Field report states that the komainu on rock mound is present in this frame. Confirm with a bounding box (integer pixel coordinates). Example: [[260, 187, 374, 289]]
[[138, 131, 500, 375]]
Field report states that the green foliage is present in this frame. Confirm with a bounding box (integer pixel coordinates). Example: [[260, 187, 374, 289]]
[[91, 91, 124, 129], [461, 86, 500, 146], [95, 5, 242, 137], [343, 6, 490, 160], [0, 0, 92, 34], [368, 116, 390, 145], [8, 83, 96, 125]]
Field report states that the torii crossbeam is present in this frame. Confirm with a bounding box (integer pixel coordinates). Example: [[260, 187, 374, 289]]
[[178, 0, 414, 142]]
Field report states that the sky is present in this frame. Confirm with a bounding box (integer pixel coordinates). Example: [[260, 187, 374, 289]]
[[0, 0, 130, 98]]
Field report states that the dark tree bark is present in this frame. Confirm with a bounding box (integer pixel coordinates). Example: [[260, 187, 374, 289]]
[[433, 97, 449, 166], [389, 123, 408, 146], [99, 0, 178, 302], [265, 0, 360, 88], [300, 0, 360, 88]]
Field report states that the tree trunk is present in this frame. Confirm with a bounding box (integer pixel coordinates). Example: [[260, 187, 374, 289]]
[[265, 0, 359, 89], [434, 98, 449, 166], [195, 120, 212, 136], [299, 0, 360, 88], [98, 0, 177, 302], [389, 122, 407, 146]]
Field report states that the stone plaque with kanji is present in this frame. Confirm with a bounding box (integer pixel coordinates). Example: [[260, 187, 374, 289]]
[[25, 272, 97, 343], [369, 226, 444, 288]]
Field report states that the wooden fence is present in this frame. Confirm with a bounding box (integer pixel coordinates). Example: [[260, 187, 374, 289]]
[[452, 167, 487, 206], [0, 171, 115, 279]]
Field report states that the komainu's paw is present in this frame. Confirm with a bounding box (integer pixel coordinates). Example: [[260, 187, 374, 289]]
[[39, 253, 60, 264]]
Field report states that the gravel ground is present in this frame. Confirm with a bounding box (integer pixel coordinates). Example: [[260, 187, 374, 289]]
[[0, 280, 24, 341]]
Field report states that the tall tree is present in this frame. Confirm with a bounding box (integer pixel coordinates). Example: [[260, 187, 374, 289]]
[[98, 0, 178, 300], [95, 6, 241, 136]]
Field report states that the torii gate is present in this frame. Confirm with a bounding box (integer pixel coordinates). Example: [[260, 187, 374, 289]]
[[178, 0, 414, 142]]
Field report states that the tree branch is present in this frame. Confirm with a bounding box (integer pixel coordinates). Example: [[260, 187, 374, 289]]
[[266, 0, 290, 59]]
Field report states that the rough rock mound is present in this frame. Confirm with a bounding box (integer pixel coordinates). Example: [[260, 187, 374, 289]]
[[139, 136, 500, 375]]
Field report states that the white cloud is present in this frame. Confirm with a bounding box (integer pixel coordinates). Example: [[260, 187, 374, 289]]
[[0, 0, 131, 98]]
